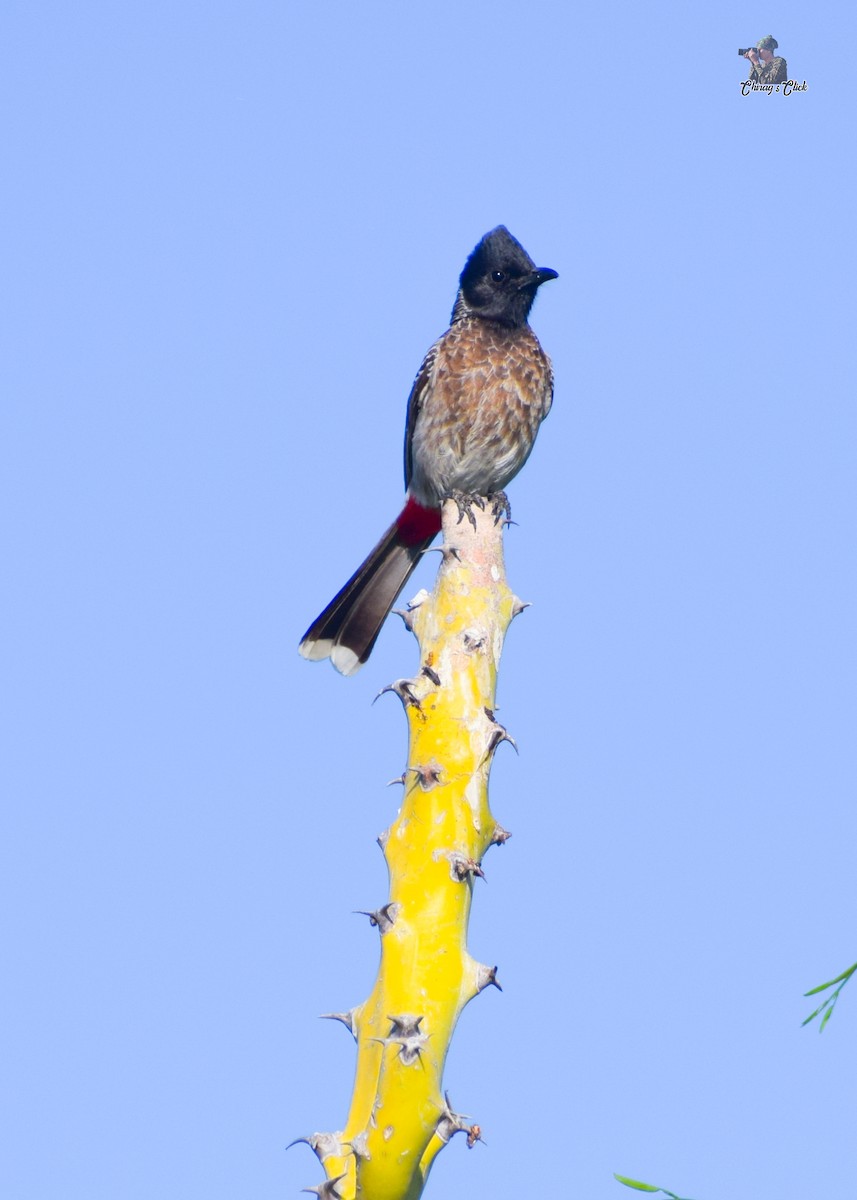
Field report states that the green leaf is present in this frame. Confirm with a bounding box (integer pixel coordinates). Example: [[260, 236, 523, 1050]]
[[819, 1005, 834, 1032], [613, 1173, 697, 1199], [801, 1002, 824, 1026], [804, 961, 857, 995]]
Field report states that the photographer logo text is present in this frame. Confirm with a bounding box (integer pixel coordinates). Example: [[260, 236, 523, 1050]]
[[738, 35, 807, 96], [742, 79, 807, 96]]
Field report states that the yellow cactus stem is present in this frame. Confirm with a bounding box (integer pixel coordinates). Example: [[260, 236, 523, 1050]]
[[308, 495, 524, 1200]]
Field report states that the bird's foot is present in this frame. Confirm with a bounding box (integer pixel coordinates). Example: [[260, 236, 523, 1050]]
[[450, 490, 486, 530], [486, 491, 512, 526]]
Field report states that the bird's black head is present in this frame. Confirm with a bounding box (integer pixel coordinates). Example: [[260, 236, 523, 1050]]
[[453, 226, 558, 328]]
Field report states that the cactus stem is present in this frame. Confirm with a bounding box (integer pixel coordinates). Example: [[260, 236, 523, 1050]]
[[325, 500, 517, 1200]]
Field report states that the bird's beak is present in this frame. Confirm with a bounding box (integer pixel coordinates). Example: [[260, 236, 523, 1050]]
[[519, 267, 558, 290]]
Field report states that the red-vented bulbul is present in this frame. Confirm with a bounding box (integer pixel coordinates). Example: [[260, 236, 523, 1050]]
[[299, 226, 557, 675]]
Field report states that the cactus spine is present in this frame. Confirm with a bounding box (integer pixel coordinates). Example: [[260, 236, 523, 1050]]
[[305, 497, 522, 1200]]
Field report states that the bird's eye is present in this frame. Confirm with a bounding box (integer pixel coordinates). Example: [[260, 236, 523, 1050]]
[[491, 270, 506, 282]]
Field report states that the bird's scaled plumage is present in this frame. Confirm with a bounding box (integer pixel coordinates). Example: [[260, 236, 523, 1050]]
[[299, 226, 556, 675]]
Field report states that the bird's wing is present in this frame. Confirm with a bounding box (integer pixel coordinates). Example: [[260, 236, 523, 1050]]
[[403, 338, 442, 490], [543, 353, 555, 420]]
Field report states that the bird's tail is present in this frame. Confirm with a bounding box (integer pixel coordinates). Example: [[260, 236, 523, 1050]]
[[298, 500, 441, 675]]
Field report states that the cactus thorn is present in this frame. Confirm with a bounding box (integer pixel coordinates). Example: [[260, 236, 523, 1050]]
[[287, 1132, 345, 1162], [301, 1174, 346, 1200], [436, 1093, 486, 1147], [490, 823, 512, 846], [373, 678, 422, 709], [484, 707, 518, 754], [476, 963, 502, 992], [392, 606, 417, 632], [386, 1013, 424, 1036], [487, 724, 518, 756], [511, 597, 532, 617], [370, 1034, 427, 1066], [444, 1090, 472, 1122], [409, 761, 443, 790], [371, 1014, 429, 1065], [462, 629, 487, 652], [449, 853, 486, 883], [319, 1010, 357, 1038], [376, 829, 389, 850], [421, 664, 441, 687], [435, 1092, 472, 1143], [354, 902, 400, 933], [347, 1130, 371, 1162], [385, 773, 406, 787]]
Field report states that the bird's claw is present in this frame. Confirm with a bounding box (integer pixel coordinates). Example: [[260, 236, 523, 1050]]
[[487, 491, 512, 526], [449, 491, 511, 529], [451, 490, 485, 530]]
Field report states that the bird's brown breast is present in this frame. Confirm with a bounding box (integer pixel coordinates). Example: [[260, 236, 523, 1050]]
[[407, 318, 553, 505]]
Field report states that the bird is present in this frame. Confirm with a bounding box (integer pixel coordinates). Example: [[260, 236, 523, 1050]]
[[299, 226, 557, 675]]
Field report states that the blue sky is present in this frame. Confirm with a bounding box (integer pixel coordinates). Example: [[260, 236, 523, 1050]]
[[3, 3, 855, 1198]]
